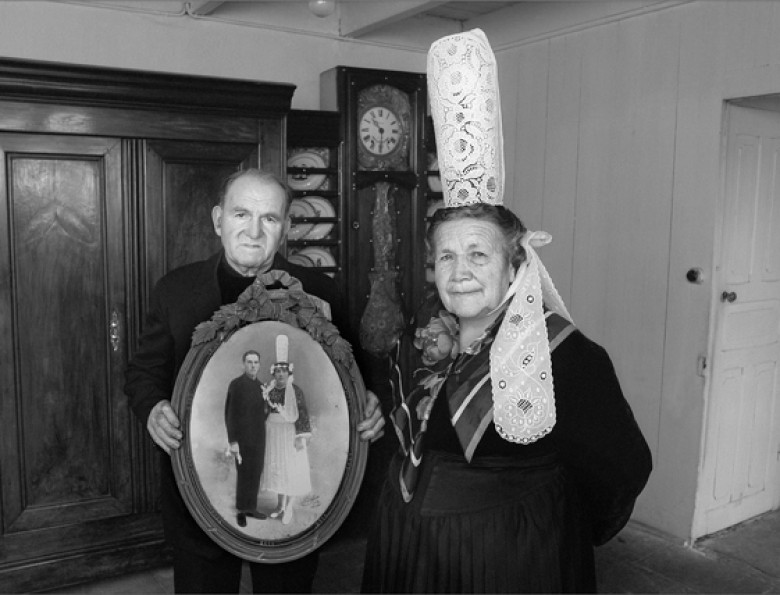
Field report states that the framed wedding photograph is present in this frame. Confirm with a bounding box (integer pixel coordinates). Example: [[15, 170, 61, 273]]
[[171, 274, 368, 563]]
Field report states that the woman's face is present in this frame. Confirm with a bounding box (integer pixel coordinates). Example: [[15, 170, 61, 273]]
[[273, 367, 289, 388], [433, 218, 515, 323]]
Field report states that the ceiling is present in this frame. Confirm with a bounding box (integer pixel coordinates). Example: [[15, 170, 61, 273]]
[[56, 1, 671, 51], [179, 0, 519, 34]]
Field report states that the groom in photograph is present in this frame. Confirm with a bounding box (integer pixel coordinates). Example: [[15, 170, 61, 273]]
[[224, 349, 268, 527]]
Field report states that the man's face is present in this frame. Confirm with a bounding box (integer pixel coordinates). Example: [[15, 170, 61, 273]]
[[273, 367, 289, 388], [243, 354, 260, 379], [212, 176, 290, 277]]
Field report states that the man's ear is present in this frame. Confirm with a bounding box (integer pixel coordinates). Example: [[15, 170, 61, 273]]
[[283, 213, 292, 238], [211, 205, 223, 236]]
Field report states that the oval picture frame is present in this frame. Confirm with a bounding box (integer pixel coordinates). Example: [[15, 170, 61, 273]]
[[171, 271, 368, 563]]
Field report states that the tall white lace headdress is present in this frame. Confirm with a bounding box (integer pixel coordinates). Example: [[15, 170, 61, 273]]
[[427, 29, 573, 445], [428, 29, 503, 207]]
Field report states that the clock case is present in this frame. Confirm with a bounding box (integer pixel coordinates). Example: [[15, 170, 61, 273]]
[[320, 66, 430, 352], [319, 64, 433, 536]]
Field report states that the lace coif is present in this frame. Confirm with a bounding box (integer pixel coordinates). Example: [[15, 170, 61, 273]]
[[428, 29, 504, 207]]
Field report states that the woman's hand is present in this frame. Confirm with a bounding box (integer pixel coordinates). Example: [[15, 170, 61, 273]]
[[358, 390, 385, 442]]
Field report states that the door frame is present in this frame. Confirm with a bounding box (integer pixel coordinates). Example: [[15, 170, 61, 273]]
[[693, 100, 780, 540]]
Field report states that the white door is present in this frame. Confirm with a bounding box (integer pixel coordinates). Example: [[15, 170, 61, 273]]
[[695, 104, 780, 539]]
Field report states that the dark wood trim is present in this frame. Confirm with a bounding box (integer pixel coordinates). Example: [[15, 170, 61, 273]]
[[288, 109, 340, 146], [0, 58, 295, 117], [0, 513, 169, 593], [0, 99, 264, 142]]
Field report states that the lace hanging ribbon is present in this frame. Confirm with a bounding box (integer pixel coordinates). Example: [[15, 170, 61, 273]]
[[489, 231, 573, 444]]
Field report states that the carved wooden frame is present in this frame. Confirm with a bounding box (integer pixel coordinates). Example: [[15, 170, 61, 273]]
[[171, 271, 367, 562]]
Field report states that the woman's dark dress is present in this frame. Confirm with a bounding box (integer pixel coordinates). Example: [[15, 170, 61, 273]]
[[362, 302, 652, 593]]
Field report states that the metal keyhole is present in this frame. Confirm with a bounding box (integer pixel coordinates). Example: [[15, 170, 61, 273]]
[[110, 310, 121, 352], [721, 291, 737, 303]]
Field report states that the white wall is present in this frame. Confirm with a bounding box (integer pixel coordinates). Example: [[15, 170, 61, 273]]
[[0, 1, 427, 109], [488, 0, 780, 541]]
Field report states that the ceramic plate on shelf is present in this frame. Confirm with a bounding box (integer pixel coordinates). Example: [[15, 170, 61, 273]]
[[296, 247, 336, 269], [427, 155, 442, 192], [426, 199, 445, 219], [287, 151, 327, 191], [288, 250, 315, 267], [288, 198, 316, 241], [302, 196, 336, 239]]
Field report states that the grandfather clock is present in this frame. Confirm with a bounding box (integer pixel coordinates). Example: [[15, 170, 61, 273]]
[[320, 67, 430, 352], [320, 66, 435, 535]]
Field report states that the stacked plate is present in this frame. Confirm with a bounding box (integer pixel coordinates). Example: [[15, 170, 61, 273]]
[[428, 156, 442, 192], [287, 150, 327, 191], [286, 150, 337, 276], [288, 247, 336, 268], [288, 196, 335, 241], [289, 247, 336, 277]]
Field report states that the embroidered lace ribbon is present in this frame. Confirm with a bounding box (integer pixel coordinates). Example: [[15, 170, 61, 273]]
[[490, 231, 572, 444]]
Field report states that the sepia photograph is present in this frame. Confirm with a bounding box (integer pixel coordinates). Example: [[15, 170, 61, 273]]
[[174, 320, 365, 561]]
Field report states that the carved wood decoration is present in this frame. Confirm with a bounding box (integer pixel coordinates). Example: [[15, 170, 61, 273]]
[[0, 58, 293, 592]]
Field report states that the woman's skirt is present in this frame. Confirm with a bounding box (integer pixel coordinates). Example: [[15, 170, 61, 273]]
[[259, 414, 312, 496], [361, 451, 595, 594]]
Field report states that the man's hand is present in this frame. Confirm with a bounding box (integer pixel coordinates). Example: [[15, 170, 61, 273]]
[[357, 390, 385, 443], [227, 442, 242, 465], [294, 435, 307, 451], [147, 399, 182, 455]]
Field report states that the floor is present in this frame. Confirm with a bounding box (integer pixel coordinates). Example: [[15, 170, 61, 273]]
[[51, 509, 780, 594]]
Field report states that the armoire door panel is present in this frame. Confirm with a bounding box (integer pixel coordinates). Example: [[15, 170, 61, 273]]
[[0, 57, 291, 592], [0, 134, 131, 535], [145, 140, 257, 284]]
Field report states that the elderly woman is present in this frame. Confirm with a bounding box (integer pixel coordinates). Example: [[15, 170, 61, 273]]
[[361, 204, 652, 593]]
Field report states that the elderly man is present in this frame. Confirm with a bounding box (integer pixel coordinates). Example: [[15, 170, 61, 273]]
[[124, 169, 385, 594]]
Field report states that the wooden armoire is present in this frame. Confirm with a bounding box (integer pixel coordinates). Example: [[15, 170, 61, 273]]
[[0, 58, 294, 592]]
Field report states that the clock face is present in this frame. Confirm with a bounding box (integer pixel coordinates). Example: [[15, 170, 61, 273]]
[[359, 106, 402, 156], [356, 84, 411, 171]]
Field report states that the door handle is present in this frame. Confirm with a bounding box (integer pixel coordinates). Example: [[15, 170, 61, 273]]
[[109, 309, 121, 352], [721, 291, 737, 303]]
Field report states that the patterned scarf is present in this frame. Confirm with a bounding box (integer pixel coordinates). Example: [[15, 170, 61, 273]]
[[390, 309, 574, 503]]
